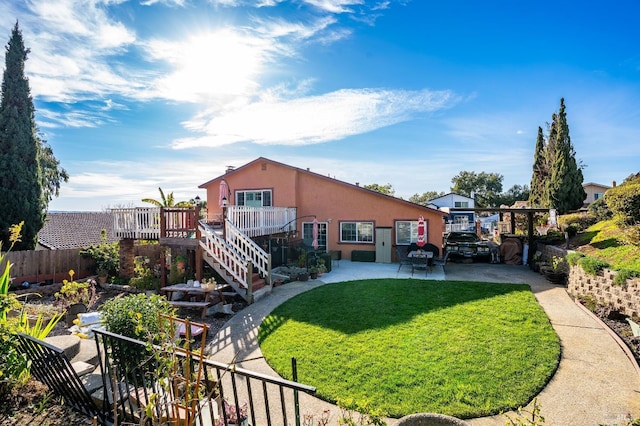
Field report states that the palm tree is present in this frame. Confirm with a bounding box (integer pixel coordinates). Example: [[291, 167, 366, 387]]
[[142, 187, 191, 207]]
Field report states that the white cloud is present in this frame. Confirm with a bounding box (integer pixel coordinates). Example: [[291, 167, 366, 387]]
[[143, 29, 279, 102], [173, 88, 457, 148], [303, 0, 364, 14]]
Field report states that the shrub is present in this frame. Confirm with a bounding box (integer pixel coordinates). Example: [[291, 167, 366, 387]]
[[129, 256, 160, 291], [620, 224, 640, 247], [54, 271, 98, 311], [566, 252, 585, 266], [587, 197, 612, 222], [613, 269, 640, 286], [578, 256, 610, 276], [79, 229, 119, 278], [558, 212, 596, 232], [565, 224, 578, 238], [577, 294, 598, 312], [100, 293, 174, 341], [604, 182, 640, 225]]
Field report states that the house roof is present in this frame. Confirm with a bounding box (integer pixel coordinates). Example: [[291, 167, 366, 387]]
[[38, 212, 118, 250], [582, 182, 611, 189], [427, 192, 474, 203], [200, 157, 448, 216]]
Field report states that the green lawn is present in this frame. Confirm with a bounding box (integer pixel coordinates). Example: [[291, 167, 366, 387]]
[[258, 279, 560, 419]]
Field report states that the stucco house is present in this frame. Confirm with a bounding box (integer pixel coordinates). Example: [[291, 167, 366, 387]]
[[582, 182, 613, 209], [199, 157, 447, 264], [426, 193, 476, 232], [112, 157, 447, 303]]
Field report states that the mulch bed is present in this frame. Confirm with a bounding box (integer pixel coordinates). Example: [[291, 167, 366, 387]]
[[594, 305, 640, 365]]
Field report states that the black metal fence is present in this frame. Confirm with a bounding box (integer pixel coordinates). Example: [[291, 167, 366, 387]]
[[93, 328, 317, 426]]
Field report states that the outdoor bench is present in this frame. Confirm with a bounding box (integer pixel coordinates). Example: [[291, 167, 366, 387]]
[[167, 300, 212, 319]]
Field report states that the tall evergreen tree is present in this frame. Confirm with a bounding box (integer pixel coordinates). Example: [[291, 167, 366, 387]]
[[545, 98, 586, 214], [0, 22, 66, 250], [527, 99, 586, 213], [528, 126, 547, 207]]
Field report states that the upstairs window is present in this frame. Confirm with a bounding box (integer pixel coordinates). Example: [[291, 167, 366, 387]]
[[454, 201, 469, 208], [236, 190, 272, 207]]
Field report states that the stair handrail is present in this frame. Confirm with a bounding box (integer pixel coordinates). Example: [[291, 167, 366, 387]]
[[225, 219, 272, 284], [199, 221, 249, 290]]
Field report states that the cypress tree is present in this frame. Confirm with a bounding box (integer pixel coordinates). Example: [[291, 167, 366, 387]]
[[0, 23, 46, 250], [528, 126, 547, 207], [545, 98, 586, 214]]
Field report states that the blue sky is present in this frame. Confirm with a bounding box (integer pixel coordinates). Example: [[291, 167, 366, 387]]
[[2, 0, 638, 211]]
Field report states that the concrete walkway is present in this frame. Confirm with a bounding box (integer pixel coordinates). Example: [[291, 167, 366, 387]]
[[205, 260, 640, 425]]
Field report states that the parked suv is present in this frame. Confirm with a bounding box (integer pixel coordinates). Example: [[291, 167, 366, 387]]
[[444, 232, 490, 259]]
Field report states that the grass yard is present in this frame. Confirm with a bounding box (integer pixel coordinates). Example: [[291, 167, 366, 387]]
[[258, 279, 560, 419]]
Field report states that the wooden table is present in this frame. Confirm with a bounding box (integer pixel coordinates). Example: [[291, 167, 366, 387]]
[[160, 283, 225, 318]]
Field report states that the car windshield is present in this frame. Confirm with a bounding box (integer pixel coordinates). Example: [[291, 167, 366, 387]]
[[447, 233, 479, 243]]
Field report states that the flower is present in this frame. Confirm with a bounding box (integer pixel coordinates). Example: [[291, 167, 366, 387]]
[[215, 399, 248, 426], [54, 271, 98, 310], [8, 221, 23, 244]]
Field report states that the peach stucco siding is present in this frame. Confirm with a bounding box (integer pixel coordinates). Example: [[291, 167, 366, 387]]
[[200, 158, 446, 260]]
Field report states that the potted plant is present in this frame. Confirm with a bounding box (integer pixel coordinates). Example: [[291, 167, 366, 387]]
[[317, 258, 327, 276], [79, 229, 119, 282], [54, 270, 98, 326], [544, 255, 568, 285], [309, 266, 319, 280], [174, 254, 187, 271]]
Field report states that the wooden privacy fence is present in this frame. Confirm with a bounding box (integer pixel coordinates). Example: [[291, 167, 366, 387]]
[[1, 245, 163, 285]]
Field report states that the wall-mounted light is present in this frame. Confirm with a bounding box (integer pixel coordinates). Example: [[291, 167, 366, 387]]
[[222, 197, 228, 207]]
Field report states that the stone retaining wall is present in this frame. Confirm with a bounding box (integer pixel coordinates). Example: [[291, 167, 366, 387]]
[[536, 243, 640, 319], [568, 265, 640, 320]]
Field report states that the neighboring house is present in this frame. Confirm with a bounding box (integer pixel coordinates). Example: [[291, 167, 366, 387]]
[[38, 212, 118, 250], [199, 157, 447, 263], [426, 193, 475, 232], [582, 182, 613, 209]]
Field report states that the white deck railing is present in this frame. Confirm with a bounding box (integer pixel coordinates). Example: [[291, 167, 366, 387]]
[[225, 206, 297, 237], [445, 220, 473, 233], [225, 220, 271, 282], [199, 221, 250, 291], [112, 207, 161, 239]]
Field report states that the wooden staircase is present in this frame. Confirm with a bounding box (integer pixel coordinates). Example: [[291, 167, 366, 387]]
[[199, 221, 271, 303]]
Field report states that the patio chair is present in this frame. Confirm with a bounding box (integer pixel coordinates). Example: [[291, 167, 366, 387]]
[[432, 250, 450, 273], [410, 254, 429, 276], [422, 243, 440, 270], [396, 247, 412, 272]]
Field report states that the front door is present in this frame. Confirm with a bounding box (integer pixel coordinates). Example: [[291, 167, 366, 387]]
[[375, 227, 392, 263]]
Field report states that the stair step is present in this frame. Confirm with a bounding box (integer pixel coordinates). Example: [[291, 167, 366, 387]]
[[45, 335, 81, 361]]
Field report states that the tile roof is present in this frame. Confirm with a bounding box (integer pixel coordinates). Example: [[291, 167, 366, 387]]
[[38, 212, 119, 250]]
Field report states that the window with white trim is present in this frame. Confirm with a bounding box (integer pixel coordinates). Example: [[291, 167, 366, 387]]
[[340, 221, 373, 243], [236, 190, 272, 207], [454, 201, 469, 208], [302, 222, 328, 251], [395, 220, 420, 245]]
